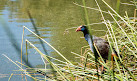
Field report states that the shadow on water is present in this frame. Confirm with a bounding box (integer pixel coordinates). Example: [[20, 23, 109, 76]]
[[27, 10, 56, 77], [0, 0, 136, 80], [0, 16, 35, 80], [0, 12, 54, 80]]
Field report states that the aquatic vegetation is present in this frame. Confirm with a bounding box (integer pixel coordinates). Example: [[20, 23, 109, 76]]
[[2, 0, 137, 81]]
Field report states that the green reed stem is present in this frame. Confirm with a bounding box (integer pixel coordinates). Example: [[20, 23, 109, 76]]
[[82, 0, 99, 80], [115, 0, 120, 20], [8, 73, 13, 81], [23, 26, 73, 65], [3, 54, 38, 80], [21, 24, 25, 80], [26, 39, 70, 81], [25, 41, 28, 64]]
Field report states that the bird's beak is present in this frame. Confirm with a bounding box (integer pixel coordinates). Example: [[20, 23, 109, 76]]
[[76, 27, 81, 32]]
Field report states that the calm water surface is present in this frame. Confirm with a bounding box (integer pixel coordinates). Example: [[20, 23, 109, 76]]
[[0, 0, 135, 80]]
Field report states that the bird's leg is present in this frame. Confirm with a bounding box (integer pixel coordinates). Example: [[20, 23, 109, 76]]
[[100, 60, 106, 74], [111, 53, 117, 65], [111, 53, 116, 78], [100, 65, 105, 74], [111, 52, 117, 61], [101, 65, 104, 72]]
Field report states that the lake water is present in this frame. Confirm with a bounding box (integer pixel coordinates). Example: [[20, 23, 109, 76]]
[[0, 0, 135, 80]]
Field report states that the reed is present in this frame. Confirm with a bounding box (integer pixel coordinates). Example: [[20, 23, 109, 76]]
[[2, 0, 137, 81]]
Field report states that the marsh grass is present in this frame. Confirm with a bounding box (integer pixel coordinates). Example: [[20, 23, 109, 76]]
[[2, 0, 137, 81]]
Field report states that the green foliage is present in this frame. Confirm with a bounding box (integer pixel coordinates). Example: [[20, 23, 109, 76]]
[[3, 0, 137, 81]]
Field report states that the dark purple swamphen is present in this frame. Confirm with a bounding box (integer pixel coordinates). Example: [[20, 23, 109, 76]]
[[76, 25, 117, 72]]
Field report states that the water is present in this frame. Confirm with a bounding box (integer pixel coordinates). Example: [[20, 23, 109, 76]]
[[0, 0, 135, 80]]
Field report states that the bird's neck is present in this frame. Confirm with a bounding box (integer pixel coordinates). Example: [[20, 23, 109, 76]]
[[84, 34, 94, 52], [82, 30, 89, 36]]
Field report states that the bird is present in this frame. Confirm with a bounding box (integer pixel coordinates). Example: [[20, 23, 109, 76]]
[[76, 25, 117, 72]]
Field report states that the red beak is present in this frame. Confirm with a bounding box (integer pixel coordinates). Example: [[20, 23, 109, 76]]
[[76, 27, 81, 32]]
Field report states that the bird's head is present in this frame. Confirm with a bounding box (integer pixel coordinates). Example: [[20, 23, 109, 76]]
[[76, 25, 87, 32]]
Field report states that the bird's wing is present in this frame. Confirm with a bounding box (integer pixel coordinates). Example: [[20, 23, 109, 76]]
[[93, 36, 110, 59]]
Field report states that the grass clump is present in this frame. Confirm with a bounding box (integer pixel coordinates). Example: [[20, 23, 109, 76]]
[[3, 0, 137, 81]]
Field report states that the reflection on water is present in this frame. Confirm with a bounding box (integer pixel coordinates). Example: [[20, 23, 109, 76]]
[[0, 0, 135, 80]]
